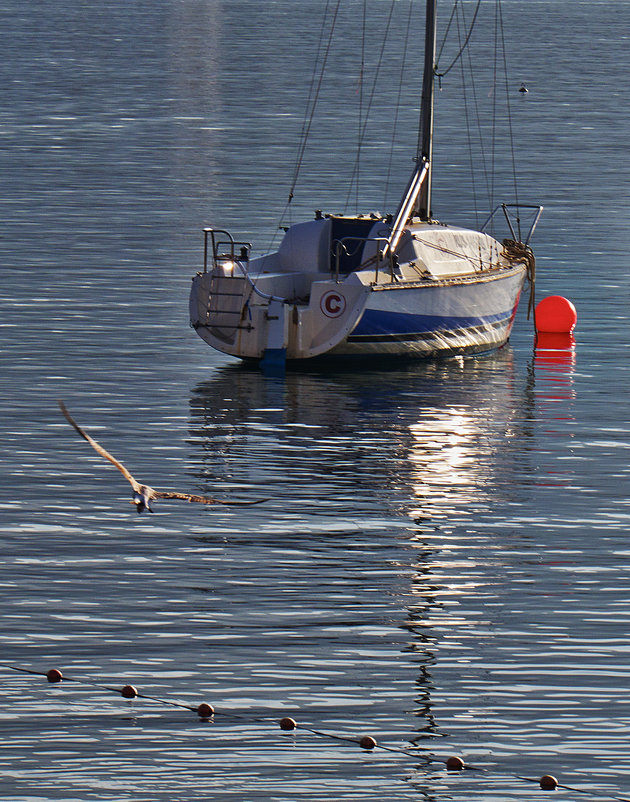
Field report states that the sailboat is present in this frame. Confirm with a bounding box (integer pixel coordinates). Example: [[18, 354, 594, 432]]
[[189, 0, 542, 365]]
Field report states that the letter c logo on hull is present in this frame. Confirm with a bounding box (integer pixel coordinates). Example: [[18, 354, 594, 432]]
[[320, 291, 346, 318]]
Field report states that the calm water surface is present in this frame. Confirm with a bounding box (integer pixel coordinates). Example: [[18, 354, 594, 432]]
[[2, 1, 630, 800]]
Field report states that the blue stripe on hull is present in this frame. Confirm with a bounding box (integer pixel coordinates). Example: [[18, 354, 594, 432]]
[[349, 307, 513, 339]]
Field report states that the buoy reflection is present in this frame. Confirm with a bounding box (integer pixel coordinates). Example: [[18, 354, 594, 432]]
[[534, 332, 576, 403]]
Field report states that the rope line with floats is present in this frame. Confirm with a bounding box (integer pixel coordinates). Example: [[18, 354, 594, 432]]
[[1, 662, 622, 800]]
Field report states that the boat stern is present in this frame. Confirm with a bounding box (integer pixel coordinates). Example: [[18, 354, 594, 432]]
[[190, 262, 370, 362]]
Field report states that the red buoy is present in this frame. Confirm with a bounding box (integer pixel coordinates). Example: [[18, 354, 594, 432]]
[[535, 296, 577, 334], [120, 684, 138, 699], [279, 717, 297, 731], [446, 756, 465, 771], [359, 735, 377, 750], [46, 668, 63, 683]]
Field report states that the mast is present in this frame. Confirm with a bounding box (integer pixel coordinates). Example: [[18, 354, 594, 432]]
[[385, 0, 437, 254], [416, 0, 437, 221]]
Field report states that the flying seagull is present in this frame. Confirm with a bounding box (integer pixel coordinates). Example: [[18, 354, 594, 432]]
[[58, 400, 266, 513]]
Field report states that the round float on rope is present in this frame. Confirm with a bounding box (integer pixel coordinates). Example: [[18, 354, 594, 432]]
[[540, 775, 558, 790], [46, 668, 63, 683], [359, 735, 377, 750], [535, 296, 577, 334], [279, 717, 297, 731], [197, 702, 214, 718], [446, 756, 465, 771], [120, 684, 138, 699]]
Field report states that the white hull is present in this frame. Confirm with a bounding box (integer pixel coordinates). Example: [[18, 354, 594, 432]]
[[329, 270, 525, 358], [190, 218, 530, 363]]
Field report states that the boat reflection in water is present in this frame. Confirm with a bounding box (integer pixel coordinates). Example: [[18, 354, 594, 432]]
[[187, 348, 576, 772], [188, 349, 533, 524]]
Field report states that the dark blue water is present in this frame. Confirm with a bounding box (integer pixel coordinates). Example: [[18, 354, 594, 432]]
[[2, 1, 630, 800]]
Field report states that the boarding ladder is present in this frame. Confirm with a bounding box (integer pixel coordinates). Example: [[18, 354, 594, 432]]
[[202, 228, 253, 332]]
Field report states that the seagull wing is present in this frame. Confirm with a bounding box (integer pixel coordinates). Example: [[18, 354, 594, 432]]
[[59, 401, 267, 510], [152, 490, 268, 506], [58, 400, 137, 488]]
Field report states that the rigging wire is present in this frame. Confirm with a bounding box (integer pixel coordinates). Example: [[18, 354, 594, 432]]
[[436, 0, 482, 79], [356, 0, 367, 208], [435, 2, 458, 68], [418, 0, 482, 186], [436, 0, 520, 234], [288, 0, 341, 198], [299, 0, 332, 160], [343, 0, 398, 212], [272, 0, 342, 247], [455, 3, 482, 228], [273, 0, 523, 245], [497, 0, 521, 240], [383, 0, 415, 211], [490, 3, 499, 209]]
